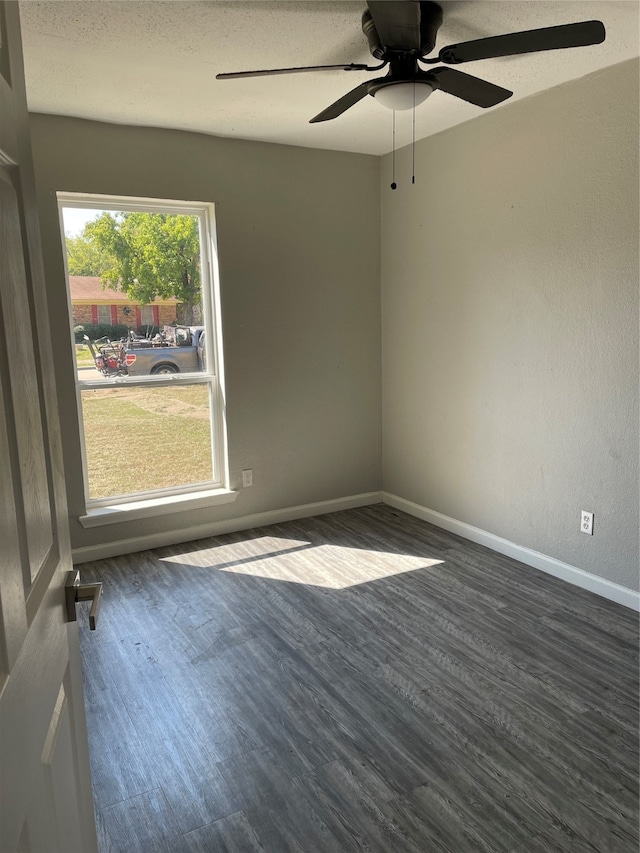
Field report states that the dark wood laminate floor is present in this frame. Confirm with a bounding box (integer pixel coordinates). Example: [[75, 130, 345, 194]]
[[78, 504, 639, 853]]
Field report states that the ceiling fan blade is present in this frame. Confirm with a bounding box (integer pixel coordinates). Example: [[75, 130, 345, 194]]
[[430, 67, 512, 108], [309, 82, 372, 123], [366, 0, 421, 52], [216, 63, 374, 80], [438, 20, 605, 64]]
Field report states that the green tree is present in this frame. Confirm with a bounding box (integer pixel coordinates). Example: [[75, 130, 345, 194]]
[[85, 212, 202, 325], [65, 231, 115, 276]]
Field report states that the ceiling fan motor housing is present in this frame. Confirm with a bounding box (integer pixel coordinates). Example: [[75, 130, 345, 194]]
[[419, 2, 444, 56], [361, 9, 385, 59], [362, 2, 443, 59]]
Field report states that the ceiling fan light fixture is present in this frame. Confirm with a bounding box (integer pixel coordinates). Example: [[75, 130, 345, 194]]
[[374, 81, 434, 111]]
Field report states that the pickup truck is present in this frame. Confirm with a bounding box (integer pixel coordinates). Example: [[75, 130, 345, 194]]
[[86, 326, 207, 377]]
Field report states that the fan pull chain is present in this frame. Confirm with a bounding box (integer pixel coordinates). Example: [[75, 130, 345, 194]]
[[391, 111, 397, 190], [412, 82, 416, 184]]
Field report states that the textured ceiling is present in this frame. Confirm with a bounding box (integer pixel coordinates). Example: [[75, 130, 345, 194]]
[[19, 1, 640, 156]]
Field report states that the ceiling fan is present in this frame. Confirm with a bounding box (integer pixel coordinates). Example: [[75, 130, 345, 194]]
[[216, 1, 606, 122]]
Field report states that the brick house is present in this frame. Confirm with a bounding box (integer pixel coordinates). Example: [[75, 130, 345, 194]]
[[69, 276, 180, 329]]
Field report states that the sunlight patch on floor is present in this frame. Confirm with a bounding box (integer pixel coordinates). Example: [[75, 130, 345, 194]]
[[162, 536, 444, 589], [161, 536, 311, 568]]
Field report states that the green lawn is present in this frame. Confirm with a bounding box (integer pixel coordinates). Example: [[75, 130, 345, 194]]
[[81, 384, 213, 499], [75, 345, 95, 366]]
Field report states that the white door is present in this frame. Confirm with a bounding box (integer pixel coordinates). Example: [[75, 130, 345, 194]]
[[0, 3, 98, 851]]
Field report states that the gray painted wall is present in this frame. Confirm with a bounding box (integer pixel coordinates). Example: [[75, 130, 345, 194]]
[[29, 115, 381, 554], [381, 59, 639, 591]]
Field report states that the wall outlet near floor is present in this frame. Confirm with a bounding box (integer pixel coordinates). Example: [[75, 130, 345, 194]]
[[580, 510, 594, 535], [242, 468, 253, 488]]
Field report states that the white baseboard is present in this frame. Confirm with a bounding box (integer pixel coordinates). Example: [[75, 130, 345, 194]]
[[72, 488, 639, 612], [72, 491, 383, 564], [383, 492, 640, 612]]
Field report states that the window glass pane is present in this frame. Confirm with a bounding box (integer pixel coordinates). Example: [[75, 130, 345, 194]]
[[97, 304, 111, 324], [140, 305, 154, 327], [62, 207, 206, 378], [80, 385, 214, 500]]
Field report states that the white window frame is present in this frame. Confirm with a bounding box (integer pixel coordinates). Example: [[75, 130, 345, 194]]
[[58, 192, 232, 520]]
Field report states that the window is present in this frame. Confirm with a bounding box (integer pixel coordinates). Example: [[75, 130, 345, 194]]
[[96, 304, 112, 325], [59, 193, 229, 513], [140, 304, 154, 328]]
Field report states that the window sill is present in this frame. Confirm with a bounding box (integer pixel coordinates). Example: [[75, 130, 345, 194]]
[[79, 488, 239, 528]]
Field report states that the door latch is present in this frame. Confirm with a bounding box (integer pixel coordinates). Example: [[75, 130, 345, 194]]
[[65, 570, 103, 630]]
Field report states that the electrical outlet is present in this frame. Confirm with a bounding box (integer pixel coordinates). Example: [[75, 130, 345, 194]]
[[580, 510, 594, 535], [242, 469, 253, 488]]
